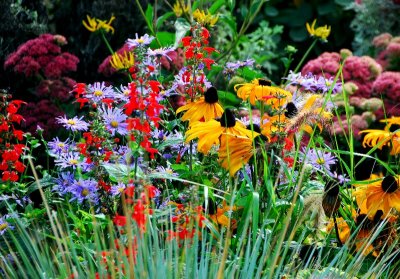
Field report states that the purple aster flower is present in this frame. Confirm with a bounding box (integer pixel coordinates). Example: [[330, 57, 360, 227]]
[[54, 172, 75, 195], [224, 59, 255, 75], [68, 178, 99, 204], [314, 76, 342, 94], [54, 152, 83, 170], [301, 148, 337, 173], [114, 85, 131, 102], [283, 71, 308, 87], [0, 217, 13, 235], [127, 33, 154, 48], [98, 105, 128, 136], [86, 82, 115, 103], [110, 182, 127, 197], [48, 137, 71, 155], [56, 115, 89, 132], [147, 47, 175, 60]]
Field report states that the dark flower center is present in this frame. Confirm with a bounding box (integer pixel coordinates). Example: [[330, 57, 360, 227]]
[[356, 214, 373, 230], [204, 86, 219, 104], [381, 175, 398, 193], [284, 102, 298, 118], [220, 109, 236, 128], [246, 124, 261, 133], [258, 79, 272, 86]]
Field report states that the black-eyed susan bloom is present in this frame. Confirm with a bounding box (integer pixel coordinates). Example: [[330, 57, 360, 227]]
[[218, 134, 256, 176], [176, 87, 224, 125], [185, 108, 259, 154], [234, 79, 291, 107], [353, 174, 400, 216], [359, 116, 400, 155]]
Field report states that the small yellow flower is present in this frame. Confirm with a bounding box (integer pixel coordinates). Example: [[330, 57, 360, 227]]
[[193, 9, 218, 27], [82, 15, 116, 34], [110, 51, 135, 70], [173, 0, 190, 17], [306, 19, 331, 41]]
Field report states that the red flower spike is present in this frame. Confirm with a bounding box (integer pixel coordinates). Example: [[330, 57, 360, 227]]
[[182, 36, 192, 47], [113, 214, 127, 226]]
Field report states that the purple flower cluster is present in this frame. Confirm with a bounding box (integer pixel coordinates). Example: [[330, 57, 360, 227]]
[[223, 59, 255, 76], [301, 148, 337, 175], [285, 71, 342, 94]]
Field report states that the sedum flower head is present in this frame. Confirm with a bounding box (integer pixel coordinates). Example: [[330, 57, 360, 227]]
[[82, 15, 115, 34], [306, 19, 331, 41]]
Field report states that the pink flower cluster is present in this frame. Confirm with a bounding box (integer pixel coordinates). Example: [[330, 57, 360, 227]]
[[373, 33, 400, 71], [36, 77, 76, 102], [4, 34, 79, 79], [372, 71, 400, 118], [302, 50, 382, 98], [21, 100, 64, 138]]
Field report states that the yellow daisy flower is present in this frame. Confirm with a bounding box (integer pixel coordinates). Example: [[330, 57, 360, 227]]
[[306, 19, 331, 41], [193, 9, 219, 27], [185, 108, 259, 154], [218, 134, 257, 176], [353, 174, 400, 216], [173, 0, 190, 17], [110, 51, 135, 70], [176, 87, 224, 125], [82, 15, 116, 34], [234, 79, 292, 106]]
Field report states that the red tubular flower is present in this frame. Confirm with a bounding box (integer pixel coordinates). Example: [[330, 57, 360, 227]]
[[113, 214, 127, 226], [182, 36, 192, 47]]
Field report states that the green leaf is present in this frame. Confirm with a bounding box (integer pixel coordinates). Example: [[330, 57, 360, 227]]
[[289, 27, 308, 42], [145, 4, 154, 26], [155, 31, 175, 47], [227, 0, 235, 12], [102, 163, 130, 182], [218, 90, 242, 108], [237, 67, 264, 80], [209, 0, 225, 14], [156, 11, 175, 30], [317, 2, 336, 15], [264, 5, 278, 17]]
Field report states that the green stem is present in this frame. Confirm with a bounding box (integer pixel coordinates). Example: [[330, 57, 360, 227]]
[[100, 30, 115, 55], [293, 39, 318, 74], [134, 0, 162, 47]]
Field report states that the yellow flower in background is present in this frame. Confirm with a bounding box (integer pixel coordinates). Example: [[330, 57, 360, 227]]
[[306, 19, 331, 41], [193, 9, 219, 27], [110, 51, 135, 70], [173, 0, 190, 17], [234, 79, 292, 107], [176, 87, 224, 125], [82, 15, 116, 34]]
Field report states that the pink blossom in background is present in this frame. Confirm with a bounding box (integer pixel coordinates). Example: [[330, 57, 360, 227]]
[[4, 34, 79, 79]]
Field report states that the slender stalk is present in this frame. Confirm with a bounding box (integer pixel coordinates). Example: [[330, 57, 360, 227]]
[[293, 39, 318, 73], [100, 30, 115, 55], [134, 0, 162, 47]]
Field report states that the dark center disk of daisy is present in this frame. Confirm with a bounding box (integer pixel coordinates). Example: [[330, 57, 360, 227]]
[[356, 214, 373, 230], [258, 79, 272, 86], [220, 109, 236, 128], [284, 102, 298, 118], [381, 175, 398, 193], [204, 86, 219, 104], [246, 124, 261, 133]]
